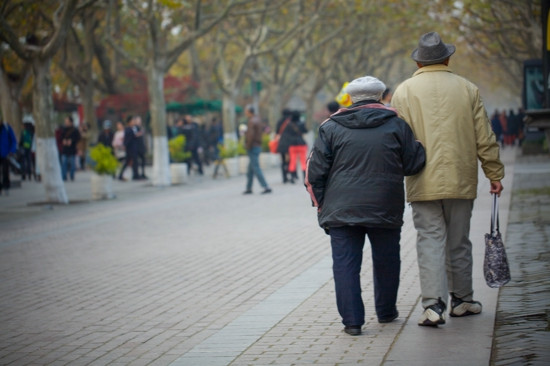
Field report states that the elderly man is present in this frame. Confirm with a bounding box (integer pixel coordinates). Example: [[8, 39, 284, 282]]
[[391, 32, 504, 326], [306, 76, 426, 335]]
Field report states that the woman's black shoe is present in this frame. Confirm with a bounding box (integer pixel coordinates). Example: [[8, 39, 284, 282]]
[[344, 325, 362, 336]]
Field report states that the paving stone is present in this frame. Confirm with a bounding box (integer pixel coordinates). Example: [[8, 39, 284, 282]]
[[1, 148, 544, 366]]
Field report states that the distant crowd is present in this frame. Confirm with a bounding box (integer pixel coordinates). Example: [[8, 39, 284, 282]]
[[490, 108, 525, 147]]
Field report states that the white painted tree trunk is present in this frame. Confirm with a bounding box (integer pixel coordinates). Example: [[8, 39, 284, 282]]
[[152, 136, 171, 186], [36, 138, 68, 203], [222, 91, 238, 140], [32, 59, 68, 203], [146, 63, 171, 186]]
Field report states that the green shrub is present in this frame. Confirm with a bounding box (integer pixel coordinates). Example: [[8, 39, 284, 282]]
[[261, 133, 271, 152], [169, 135, 192, 163], [90, 144, 119, 175], [219, 139, 247, 158]]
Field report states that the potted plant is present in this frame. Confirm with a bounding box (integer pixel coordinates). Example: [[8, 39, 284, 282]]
[[219, 139, 248, 176], [168, 135, 192, 184], [89, 143, 118, 200]]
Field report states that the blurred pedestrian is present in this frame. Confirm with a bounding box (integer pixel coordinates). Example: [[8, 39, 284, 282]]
[[507, 109, 519, 146], [243, 106, 272, 194], [77, 122, 89, 170], [275, 109, 292, 183], [98, 120, 114, 151], [490, 110, 502, 144], [112, 121, 126, 178], [0, 119, 18, 195], [60, 115, 80, 181], [499, 110, 509, 146], [287, 110, 308, 183], [381, 88, 392, 107], [392, 31, 504, 326], [306, 76, 425, 335], [118, 116, 139, 181], [207, 117, 224, 161], [182, 115, 203, 175], [327, 101, 340, 114], [134, 116, 148, 179], [19, 120, 35, 181]]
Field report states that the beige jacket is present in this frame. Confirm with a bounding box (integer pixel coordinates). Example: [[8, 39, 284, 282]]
[[392, 64, 504, 202]]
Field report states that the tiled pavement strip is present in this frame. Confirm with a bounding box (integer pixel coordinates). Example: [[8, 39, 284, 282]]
[[0, 147, 520, 366]]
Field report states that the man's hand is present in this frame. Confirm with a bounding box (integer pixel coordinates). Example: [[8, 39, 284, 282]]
[[490, 181, 503, 196]]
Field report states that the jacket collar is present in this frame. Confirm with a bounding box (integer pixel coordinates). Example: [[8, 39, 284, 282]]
[[413, 64, 453, 77]]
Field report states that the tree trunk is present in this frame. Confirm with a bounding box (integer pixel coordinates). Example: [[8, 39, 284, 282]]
[[81, 80, 96, 141], [304, 92, 316, 130], [268, 84, 284, 130], [189, 41, 202, 95], [222, 90, 238, 142], [146, 62, 171, 186], [32, 59, 68, 203], [82, 11, 98, 143], [0, 70, 23, 138]]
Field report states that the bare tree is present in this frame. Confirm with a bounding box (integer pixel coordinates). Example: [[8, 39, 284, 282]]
[[0, 0, 80, 203], [433, 0, 541, 89], [59, 3, 101, 143], [213, 0, 321, 136], [0, 48, 31, 139], [106, 0, 248, 186]]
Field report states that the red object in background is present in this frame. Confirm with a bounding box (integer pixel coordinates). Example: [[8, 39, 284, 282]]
[[96, 70, 198, 120], [78, 105, 84, 125]]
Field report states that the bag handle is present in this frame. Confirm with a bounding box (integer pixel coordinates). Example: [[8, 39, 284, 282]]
[[491, 193, 499, 237]]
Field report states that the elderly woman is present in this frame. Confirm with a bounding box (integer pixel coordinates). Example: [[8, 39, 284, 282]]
[[305, 76, 426, 335]]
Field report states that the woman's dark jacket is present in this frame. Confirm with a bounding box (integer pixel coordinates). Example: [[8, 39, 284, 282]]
[[277, 118, 307, 153], [305, 101, 426, 230], [61, 127, 80, 156]]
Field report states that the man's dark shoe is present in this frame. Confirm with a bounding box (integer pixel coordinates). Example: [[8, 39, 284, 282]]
[[243, 190, 253, 195], [344, 325, 362, 336], [418, 298, 446, 326], [378, 311, 399, 324], [261, 188, 272, 194], [449, 293, 482, 317]]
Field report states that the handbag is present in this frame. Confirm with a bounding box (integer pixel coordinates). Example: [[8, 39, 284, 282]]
[[483, 193, 511, 288], [269, 119, 290, 154], [268, 137, 279, 154]]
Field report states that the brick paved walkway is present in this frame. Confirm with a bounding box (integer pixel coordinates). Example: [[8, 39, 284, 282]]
[[0, 148, 520, 366]]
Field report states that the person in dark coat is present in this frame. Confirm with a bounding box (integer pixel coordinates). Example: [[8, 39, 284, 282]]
[[286, 110, 308, 183], [60, 116, 80, 181], [275, 109, 292, 183], [134, 116, 147, 179], [97, 120, 114, 151], [490, 110, 503, 144], [182, 115, 203, 175], [19, 121, 35, 181], [0, 120, 17, 195], [118, 116, 139, 181], [305, 76, 426, 336]]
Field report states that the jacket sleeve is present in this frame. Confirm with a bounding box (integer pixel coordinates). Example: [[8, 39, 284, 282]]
[[305, 125, 333, 209], [398, 120, 426, 176], [472, 90, 505, 181], [9, 126, 17, 154]]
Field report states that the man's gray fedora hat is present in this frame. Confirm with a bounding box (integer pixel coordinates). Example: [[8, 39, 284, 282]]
[[411, 31, 455, 65]]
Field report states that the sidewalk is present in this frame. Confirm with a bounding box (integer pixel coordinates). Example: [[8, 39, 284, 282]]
[[0, 146, 544, 366]]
